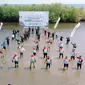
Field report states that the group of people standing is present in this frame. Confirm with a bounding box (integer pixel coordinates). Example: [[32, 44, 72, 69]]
[[0, 28, 83, 71], [43, 30, 83, 70]]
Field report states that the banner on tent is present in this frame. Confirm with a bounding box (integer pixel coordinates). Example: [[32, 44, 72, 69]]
[[19, 11, 49, 28]]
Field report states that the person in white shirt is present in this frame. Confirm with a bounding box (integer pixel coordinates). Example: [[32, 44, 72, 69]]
[[45, 56, 52, 69], [47, 41, 50, 51], [33, 48, 36, 56], [59, 47, 64, 59], [59, 41, 63, 49], [63, 56, 70, 70], [71, 50, 77, 60], [29, 55, 36, 69], [19, 45, 25, 58], [12, 34, 15, 40], [43, 46, 48, 58]]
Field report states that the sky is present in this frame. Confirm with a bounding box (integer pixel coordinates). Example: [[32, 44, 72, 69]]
[[1, 0, 85, 4]]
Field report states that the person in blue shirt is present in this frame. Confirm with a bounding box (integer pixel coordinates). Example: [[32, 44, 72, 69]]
[[1, 41, 6, 50]]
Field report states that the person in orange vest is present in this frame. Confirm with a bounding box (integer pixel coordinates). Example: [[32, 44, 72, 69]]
[[63, 56, 70, 70], [77, 56, 83, 70], [29, 54, 36, 69]]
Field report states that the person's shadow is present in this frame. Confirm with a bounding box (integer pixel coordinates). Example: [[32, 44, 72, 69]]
[[58, 68, 66, 72], [41, 67, 51, 72], [8, 66, 15, 70], [24, 67, 32, 70]]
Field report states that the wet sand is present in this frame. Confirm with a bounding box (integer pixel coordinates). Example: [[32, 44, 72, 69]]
[[0, 24, 85, 85]]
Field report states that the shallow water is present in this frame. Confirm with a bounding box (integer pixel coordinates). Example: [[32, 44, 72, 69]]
[[0, 22, 85, 85]]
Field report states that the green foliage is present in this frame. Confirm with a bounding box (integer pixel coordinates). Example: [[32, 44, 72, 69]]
[[79, 8, 85, 21], [0, 4, 85, 23]]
